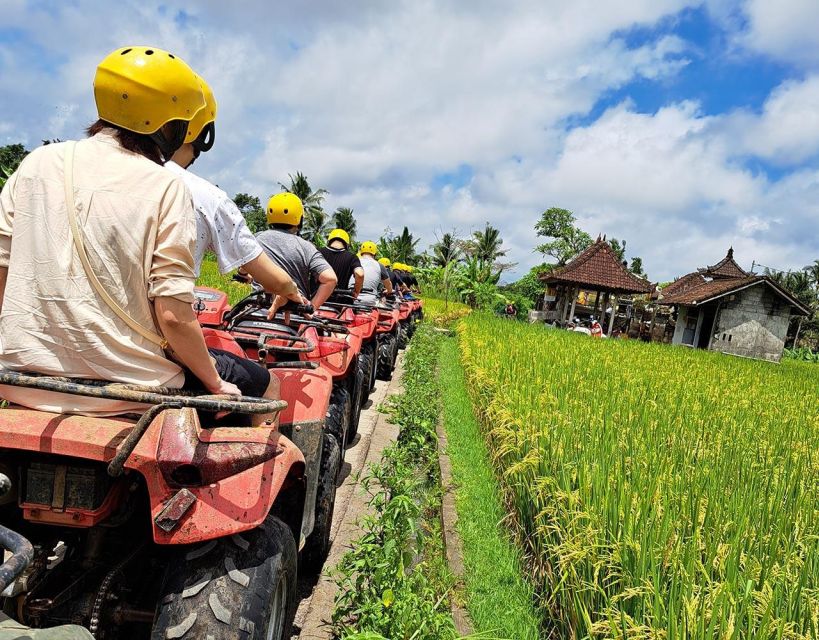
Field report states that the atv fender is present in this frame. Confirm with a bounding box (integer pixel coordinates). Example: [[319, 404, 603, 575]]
[[0, 407, 305, 545]]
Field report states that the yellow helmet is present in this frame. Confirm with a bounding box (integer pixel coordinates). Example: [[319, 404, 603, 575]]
[[94, 46, 205, 156], [406, 265, 414, 273], [378, 257, 391, 267], [394, 262, 404, 271], [186, 75, 217, 152], [360, 241, 378, 256], [266, 192, 304, 226], [327, 228, 350, 247]]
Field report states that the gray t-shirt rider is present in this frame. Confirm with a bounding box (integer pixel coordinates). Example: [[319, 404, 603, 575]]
[[254, 229, 332, 297], [358, 255, 390, 304]]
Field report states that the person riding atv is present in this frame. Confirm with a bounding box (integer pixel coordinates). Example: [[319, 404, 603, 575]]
[[319, 229, 364, 299], [251, 193, 338, 314], [358, 241, 393, 305], [0, 46, 311, 640], [0, 45, 256, 416], [164, 76, 306, 324]]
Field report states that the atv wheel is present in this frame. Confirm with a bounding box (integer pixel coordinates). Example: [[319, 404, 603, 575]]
[[397, 322, 409, 350], [152, 515, 297, 640], [326, 385, 351, 453], [366, 341, 378, 392], [359, 342, 375, 400], [348, 357, 367, 441], [301, 434, 340, 575], [376, 334, 396, 381]]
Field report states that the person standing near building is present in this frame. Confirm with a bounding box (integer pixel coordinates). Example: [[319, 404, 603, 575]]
[[319, 229, 364, 299], [255, 193, 338, 314]]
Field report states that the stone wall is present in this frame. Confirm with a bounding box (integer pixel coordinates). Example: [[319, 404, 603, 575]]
[[709, 283, 791, 362]]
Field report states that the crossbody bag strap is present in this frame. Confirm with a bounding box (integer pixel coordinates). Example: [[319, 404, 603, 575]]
[[63, 141, 169, 350]]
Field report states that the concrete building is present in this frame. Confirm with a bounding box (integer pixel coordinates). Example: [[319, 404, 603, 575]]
[[657, 249, 810, 362]]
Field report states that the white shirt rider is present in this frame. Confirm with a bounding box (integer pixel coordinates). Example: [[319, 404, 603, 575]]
[[165, 161, 260, 276]]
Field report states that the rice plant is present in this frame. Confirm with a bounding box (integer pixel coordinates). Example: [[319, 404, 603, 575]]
[[457, 314, 819, 639]]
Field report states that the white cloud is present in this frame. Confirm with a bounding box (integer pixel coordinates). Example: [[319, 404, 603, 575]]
[[735, 0, 819, 66], [725, 75, 819, 164], [0, 0, 818, 285]]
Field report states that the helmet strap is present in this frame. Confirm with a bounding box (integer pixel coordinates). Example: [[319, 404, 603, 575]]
[[192, 122, 215, 153], [150, 120, 188, 161]]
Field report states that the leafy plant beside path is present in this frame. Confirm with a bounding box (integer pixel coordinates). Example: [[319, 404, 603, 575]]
[[331, 326, 458, 640]]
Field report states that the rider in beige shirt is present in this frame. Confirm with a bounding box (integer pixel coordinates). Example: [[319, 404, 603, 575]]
[[0, 46, 239, 415]]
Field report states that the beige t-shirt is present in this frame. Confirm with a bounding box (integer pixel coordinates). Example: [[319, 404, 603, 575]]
[[0, 132, 197, 415]]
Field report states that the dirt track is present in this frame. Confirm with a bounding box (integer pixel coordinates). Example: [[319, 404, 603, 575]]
[[290, 354, 404, 639]]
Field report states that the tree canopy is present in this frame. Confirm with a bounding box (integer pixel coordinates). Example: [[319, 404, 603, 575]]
[[233, 193, 267, 234], [535, 207, 593, 265]]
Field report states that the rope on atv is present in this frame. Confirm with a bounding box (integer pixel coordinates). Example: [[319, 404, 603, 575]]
[[0, 370, 288, 479], [0, 370, 285, 415]]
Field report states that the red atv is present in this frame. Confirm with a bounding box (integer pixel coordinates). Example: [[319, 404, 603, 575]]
[[194, 288, 366, 456], [315, 290, 380, 440], [0, 367, 321, 639]]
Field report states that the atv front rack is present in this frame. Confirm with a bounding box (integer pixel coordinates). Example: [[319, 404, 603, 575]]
[[0, 370, 287, 478]]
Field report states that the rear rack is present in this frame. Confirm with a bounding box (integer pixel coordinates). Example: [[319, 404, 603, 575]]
[[0, 370, 287, 478]]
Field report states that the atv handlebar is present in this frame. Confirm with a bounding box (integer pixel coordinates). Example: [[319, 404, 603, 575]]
[[279, 300, 315, 315]]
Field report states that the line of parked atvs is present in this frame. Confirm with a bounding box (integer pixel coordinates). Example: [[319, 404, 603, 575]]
[[0, 289, 423, 639]]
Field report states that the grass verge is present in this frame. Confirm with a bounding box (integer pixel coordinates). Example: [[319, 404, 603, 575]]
[[439, 337, 543, 640], [331, 325, 458, 640]]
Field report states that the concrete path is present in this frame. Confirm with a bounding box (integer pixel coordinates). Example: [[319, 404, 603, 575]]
[[290, 354, 404, 639]]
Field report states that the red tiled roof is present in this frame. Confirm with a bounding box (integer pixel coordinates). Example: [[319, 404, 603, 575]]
[[658, 275, 810, 315], [657, 272, 706, 298], [539, 239, 653, 294], [702, 247, 749, 279]]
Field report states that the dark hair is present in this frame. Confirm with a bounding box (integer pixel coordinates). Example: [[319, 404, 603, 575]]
[[86, 119, 163, 165], [270, 223, 300, 232]]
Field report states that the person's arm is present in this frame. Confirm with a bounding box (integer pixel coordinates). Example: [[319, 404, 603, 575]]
[[149, 178, 238, 395], [0, 167, 18, 313], [352, 267, 364, 298], [312, 268, 337, 309], [243, 253, 302, 302], [379, 264, 394, 295], [0, 267, 7, 313], [155, 297, 238, 395]]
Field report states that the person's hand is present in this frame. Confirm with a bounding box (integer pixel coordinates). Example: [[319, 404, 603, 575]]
[[207, 378, 241, 396], [267, 293, 310, 321]]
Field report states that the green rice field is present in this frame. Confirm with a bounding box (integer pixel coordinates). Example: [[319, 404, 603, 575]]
[[456, 314, 818, 639]]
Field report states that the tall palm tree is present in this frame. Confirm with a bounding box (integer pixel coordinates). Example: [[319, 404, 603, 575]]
[[431, 232, 462, 267], [279, 172, 328, 221], [804, 260, 819, 289], [278, 172, 329, 245], [391, 227, 419, 264], [300, 209, 333, 247], [784, 270, 815, 307], [471, 223, 507, 265], [332, 207, 357, 238]]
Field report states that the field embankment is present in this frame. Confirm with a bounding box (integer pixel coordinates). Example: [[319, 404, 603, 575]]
[[456, 314, 819, 639]]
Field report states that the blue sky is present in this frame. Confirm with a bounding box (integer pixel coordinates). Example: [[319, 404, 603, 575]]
[[1, 0, 818, 281]]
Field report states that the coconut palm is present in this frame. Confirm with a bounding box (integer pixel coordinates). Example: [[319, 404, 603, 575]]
[[301, 209, 333, 247], [469, 223, 507, 266], [431, 232, 462, 267], [332, 207, 357, 239], [279, 172, 328, 221], [804, 260, 819, 290]]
